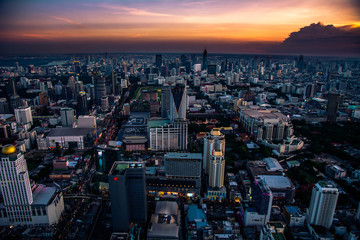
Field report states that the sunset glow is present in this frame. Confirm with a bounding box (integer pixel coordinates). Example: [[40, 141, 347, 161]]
[[0, 0, 359, 55]]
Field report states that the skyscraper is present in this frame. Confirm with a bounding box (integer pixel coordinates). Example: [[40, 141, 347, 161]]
[[95, 73, 106, 104], [77, 92, 88, 116], [0, 145, 64, 226], [208, 151, 225, 188], [327, 93, 341, 122], [202, 49, 208, 71], [307, 181, 339, 229], [39, 92, 49, 106], [169, 84, 187, 121], [60, 108, 75, 127], [155, 54, 162, 69], [203, 128, 225, 175], [14, 106, 33, 126], [161, 86, 171, 118], [109, 162, 147, 232]]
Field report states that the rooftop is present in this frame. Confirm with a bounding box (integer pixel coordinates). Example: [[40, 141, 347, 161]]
[[258, 175, 293, 189], [47, 128, 93, 137], [32, 185, 57, 206]]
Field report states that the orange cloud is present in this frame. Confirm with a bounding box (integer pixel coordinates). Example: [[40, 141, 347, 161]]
[[49, 16, 82, 26]]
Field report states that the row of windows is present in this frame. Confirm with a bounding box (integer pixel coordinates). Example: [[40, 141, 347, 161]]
[[147, 183, 195, 188]]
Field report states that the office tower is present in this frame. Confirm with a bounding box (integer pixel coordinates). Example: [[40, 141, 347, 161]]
[[0, 145, 64, 226], [203, 128, 225, 175], [15, 106, 33, 126], [60, 108, 75, 127], [95, 74, 106, 104], [101, 96, 109, 111], [155, 54, 162, 69], [111, 70, 116, 95], [148, 119, 188, 151], [109, 162, 147, 232], [202, 49, 208, 71], [161, 86, 171, 118], [169, 84, 187, 121], [327, 93, 340, 122], [0, 98, 9, 114], [207, 64, 217, 75], [77, 92, 88, 115], [307, 181, 339, 229], [39, 92, 49, 106], [96, 145, 121, 174], [0, 124, 12, 139], [243, 178, 273, 226], [304, 84, 315, 99], [208, 151, 225, 188], [298, 55, 304, 72]]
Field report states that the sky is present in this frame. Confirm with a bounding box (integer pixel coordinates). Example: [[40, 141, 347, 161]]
[[0, 0, 359, 56]]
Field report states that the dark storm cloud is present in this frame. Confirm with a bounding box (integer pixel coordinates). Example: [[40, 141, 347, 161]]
[[274, 22, 360, 56]]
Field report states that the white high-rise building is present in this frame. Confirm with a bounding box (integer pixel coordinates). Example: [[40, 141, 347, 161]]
[[307, 181, 339, 229], [0, 145, 64, 226], [15, 106, 33, 126], [60, 108, 75, 127], [203, 128, 225, 175], [208, 151, 225, 188]]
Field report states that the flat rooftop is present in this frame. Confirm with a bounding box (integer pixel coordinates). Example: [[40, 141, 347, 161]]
[[32, 185, 57, 206], [47, 128, 93, 137], [258, 175, 293, 189]]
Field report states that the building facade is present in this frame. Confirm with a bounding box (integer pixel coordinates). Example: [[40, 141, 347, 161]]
[[307, 181, 339, 229]]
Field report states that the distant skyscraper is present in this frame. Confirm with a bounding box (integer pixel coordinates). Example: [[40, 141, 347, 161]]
[[77, 92, 88, 115], [0, 98, 9, 114], [155, 54, 162, 69], [327, 93, 341, 122], [307, 181, 339, 229], [207, 64, 217, 75], [202, 49, 208, 71], [39, 92, 49, 106], [60, 108, 75, 127], [95, 73, 106, 104], [298, 55, 304, 72], [161, 86, 171, 118], [109, 162, 147, 232], [101, 96, 109, 111], [169, 84, 187, 121]]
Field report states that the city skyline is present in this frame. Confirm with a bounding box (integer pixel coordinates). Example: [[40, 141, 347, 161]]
[[0, 0, 359, 56]]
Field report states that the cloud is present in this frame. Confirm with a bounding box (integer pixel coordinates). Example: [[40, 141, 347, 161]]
[[98, 4, 173, 17], [50, 16, 82, 26], [276, 22, 360, 56]]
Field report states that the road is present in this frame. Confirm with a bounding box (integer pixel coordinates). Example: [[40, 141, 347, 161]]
[[53, 86, 131, 240]]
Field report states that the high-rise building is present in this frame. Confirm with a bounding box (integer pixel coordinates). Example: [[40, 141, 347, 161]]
[[161, 86, 171, 118], [202, 49, 208, 71], [101, 96, 109, 111], [39, 92, 49, 106], [326, 93, 340, 122], [155, 54, 162, 69], [15, 106, 33, 126], [95, 74, 106, 104], [208, 151, 225, 188], [77, 92, 88, 116], [148, 119, 188, 151], [96, 145, 121, 174], [0, 98, 9, 114], [108, 161, 147, 232], [60, 108, 75, 127], [169, 84, 187, 121], [242, 178, 273, 226], [307, 181, 339, 229], [0, 145, 64, 226], [203, 128, 225, 175]]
